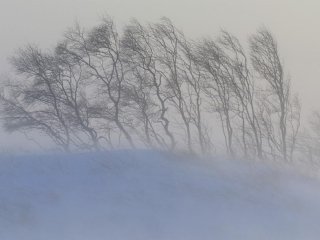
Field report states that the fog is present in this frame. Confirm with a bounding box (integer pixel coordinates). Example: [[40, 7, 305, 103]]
[[1, 0, 320, 150], [1, 2, 320, 238]]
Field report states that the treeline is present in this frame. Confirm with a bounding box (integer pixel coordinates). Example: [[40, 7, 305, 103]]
[[0, 17, 311, 161]]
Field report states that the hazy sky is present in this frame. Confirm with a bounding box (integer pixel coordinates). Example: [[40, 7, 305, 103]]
[[1, 0, 320, 150]]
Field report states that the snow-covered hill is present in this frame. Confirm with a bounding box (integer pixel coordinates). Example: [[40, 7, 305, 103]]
[[1, 150, 320, 240]]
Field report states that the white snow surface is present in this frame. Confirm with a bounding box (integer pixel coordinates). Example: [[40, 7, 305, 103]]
[[1, 150, 320, 240]]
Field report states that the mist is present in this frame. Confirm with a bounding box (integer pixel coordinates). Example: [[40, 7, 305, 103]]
[[1, 1, 320, 239], [1, 1, 320, 151]]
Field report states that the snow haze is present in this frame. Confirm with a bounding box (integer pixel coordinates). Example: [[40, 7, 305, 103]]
[[1, 151, 320, 240]]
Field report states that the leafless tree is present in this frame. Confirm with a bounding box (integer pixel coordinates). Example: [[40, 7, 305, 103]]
[[197, 38, 236, 156], [57, 19, 135, 148], [250, 27, 297, 161], [0, 46, 74, 151], [0, 17, 303, 159], [178, 34, 210, 153], [287, 95, 301, 161], [297, 111, 320, 162], [122, 19, 176, 149], [53, 50, 101, 150], [218, 31, 263, 158], [149, 18, 195, 152]]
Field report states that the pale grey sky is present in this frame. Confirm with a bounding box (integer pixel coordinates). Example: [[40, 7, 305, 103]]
[[1, 0, 319, 150]]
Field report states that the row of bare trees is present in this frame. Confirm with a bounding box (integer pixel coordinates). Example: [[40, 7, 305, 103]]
[[0, 17, 303, 161]]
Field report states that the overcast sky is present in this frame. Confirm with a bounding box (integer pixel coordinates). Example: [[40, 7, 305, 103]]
[[0, 0, 319, 150]]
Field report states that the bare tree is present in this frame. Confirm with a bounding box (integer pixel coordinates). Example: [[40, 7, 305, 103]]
[[0, 46, 73, 151], [218, 31, 263, 158], [250, 28, 295, 161], [178, 35, 209, 153], [122, 19, 176, 149], [57, 19, 135, 148], [197, 38, 236, 156], [287, 95, 301, 161], [297, 111, 320, 162], [0, 17, 303, 159], [0, 44, 108, 151], [150, 18, 195, 152], [123, 19, 209, 153], [54, 50, 101, 150]]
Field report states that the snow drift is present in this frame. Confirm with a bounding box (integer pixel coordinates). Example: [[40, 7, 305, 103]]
[[1, 150, 320, 240]]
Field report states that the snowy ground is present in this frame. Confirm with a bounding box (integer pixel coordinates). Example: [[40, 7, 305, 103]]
[[1, 150, 320, 240]]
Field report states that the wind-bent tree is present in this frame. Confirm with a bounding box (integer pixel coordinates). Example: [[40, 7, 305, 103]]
[[0, 17, 302, 160], [287, 95, 301, 161], [298, 111, 320, 162], [150, 18, 195, 152], [0, 46, 98, 151], [250, 27, 300, 161], [57, 19, 135, 148], [197, 38, 236, 156], [218, 31, 263, 158], [122, 19, 176, 149], [54, 50, 101, 150], [178, 32, 209, 153]]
